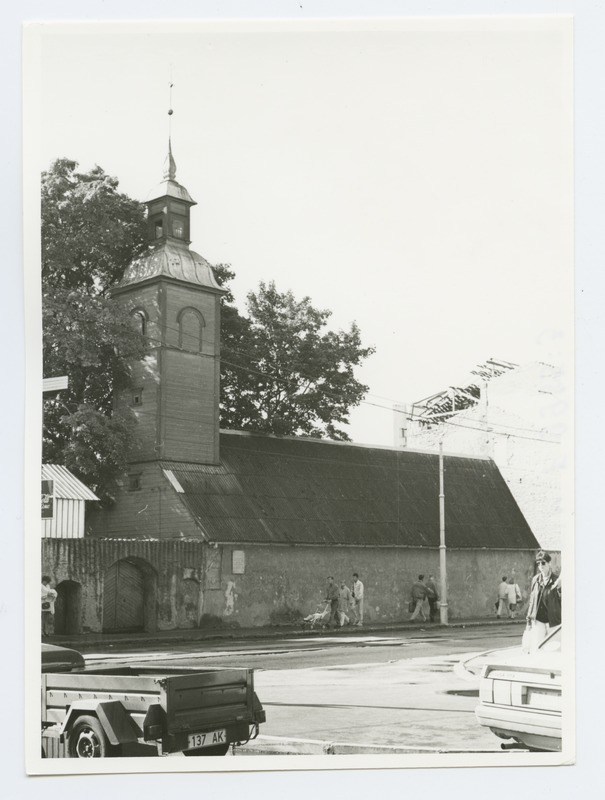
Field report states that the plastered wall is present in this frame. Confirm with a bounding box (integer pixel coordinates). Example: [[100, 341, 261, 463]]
[[196, 544, 553, 626], [42, 539, 559, 633]]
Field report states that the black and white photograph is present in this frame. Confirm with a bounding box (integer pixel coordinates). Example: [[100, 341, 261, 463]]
[[15, 7, 585, 786]]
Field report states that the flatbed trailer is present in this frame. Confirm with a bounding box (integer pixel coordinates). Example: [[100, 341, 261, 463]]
[[41, 651, 265, 759]]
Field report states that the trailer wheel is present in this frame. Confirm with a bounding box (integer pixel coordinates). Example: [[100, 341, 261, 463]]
[[183, 743, 230, 756], [68, 715, 115, 758]]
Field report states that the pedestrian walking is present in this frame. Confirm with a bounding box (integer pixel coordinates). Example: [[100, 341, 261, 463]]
[[496, 576, 508, 618], [426, 574, 439, 622], [325, 576, 340, 628], [525, 551, 561, 651], [351, 572, 364, 626], [338, 580, 352, 626], [506, 577, 522, 619], [409, 574, 428, 622], [41, 575, 58, 637]]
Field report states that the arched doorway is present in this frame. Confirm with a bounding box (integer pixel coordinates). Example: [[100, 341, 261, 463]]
[[54, 580, 82, 635], [103, 558, 157, 633]]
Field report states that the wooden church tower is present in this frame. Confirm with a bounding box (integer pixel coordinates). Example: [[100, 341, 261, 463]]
[[112, 140, 224, 466]]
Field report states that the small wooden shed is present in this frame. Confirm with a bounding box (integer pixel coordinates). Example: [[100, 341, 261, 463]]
[[41, 464, 99, 539]]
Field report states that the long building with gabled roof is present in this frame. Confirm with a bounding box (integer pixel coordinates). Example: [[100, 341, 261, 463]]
[[43, 143, 542, 634]]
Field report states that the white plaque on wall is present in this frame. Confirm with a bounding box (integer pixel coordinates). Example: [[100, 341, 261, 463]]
[[232, 550, 245, 574]]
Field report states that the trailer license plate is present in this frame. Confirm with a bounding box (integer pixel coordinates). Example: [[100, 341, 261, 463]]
[[187, 729, 227, 750]]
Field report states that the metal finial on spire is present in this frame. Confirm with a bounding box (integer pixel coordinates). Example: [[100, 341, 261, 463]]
[[168, 78, 174, 130], [163, 77, 177, 180]]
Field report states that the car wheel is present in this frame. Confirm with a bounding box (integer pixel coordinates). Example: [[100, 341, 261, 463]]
[[183, 743, 230, 756], [68, 715, 115, 758]]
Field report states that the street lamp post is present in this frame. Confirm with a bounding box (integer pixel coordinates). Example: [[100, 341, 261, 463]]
[[439, 440, 449, 625]]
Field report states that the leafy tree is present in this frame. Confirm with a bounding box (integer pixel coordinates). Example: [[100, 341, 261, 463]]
[[42, 158, 148, 290], [42, 159, 148, 501], [218, 280, 375, 440], [42, 160, 375, 501]]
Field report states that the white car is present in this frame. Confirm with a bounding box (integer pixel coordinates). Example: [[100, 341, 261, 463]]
[[475, 625, 562, 752]]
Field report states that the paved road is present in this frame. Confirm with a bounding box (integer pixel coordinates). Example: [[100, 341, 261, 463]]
[[80, 626, 522, 754]]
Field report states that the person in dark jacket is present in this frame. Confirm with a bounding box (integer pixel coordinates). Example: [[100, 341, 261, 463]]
[[409, 575, 428, 622], [426, 574, 439, 623], [525, 551, 561, 651], [325, 576, 340, 628]]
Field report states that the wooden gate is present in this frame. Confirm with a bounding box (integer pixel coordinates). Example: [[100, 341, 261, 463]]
[[103, 560, 145, 632]]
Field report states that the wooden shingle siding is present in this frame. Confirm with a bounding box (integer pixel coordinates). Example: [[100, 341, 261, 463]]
[[113, 277, 221, 466], [162, 347, 219, 462], [165, 285, 218, 353], [88, 462, 205, 540], [128, 351, 161, 461]]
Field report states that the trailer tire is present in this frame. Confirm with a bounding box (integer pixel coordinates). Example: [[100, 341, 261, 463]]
[[183, 743, 230, 756], [67, 714, 116, 758]]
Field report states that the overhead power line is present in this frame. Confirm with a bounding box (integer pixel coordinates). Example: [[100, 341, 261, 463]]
[[111, 323, 562, 443]]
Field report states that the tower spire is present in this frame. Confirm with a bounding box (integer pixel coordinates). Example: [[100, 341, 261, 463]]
[[163, 136, 177, 181]]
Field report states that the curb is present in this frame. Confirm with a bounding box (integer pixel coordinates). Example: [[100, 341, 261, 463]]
[[48, 618, 525, 650], [233, 736, 502, 756]]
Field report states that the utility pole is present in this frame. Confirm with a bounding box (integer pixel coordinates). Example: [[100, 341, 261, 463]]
[[439, 440, 449, 625]]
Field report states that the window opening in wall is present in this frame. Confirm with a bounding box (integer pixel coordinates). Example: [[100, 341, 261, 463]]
[[131, 310, 146, 336], [155, 219, 163, 238], [128, 474, 142, 491], [178, 307, 204, 353], [131, 389, 143, 406], [172, 217, 185, 238]]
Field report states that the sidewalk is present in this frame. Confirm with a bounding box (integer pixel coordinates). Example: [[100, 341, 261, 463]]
[[46, 615, 525, 650]]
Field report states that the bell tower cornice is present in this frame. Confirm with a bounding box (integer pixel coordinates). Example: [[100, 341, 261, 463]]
[[144, 135, 197, 247]]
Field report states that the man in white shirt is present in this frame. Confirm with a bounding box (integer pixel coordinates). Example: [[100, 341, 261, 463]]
[[351, 572, 364, 626], [496, 576, 508, 618], [506, 577, 521, 619], [41, 575, 58, 637]]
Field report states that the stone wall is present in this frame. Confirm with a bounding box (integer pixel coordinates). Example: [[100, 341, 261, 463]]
[[201, 544, 551, 625], [42, 538, 206, 633], [42, 538, 557, 633]]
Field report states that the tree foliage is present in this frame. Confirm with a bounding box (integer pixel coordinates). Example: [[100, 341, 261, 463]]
[[42, 158, 148, 291], [42, 159, 148, 501], [218, 279, 375, 440], [42, 160, 375, 501]]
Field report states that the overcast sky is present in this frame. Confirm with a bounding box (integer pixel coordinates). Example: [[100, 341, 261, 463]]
[[28, 18, 573, 445]]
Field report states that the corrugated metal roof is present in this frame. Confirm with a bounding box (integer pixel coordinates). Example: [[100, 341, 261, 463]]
[[160, 432, 539, 549], [42, 465, 99, 501]]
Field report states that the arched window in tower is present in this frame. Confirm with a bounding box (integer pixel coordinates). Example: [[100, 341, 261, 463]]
[[177, 307, 205, 353], [131, 309, 148, 337]]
